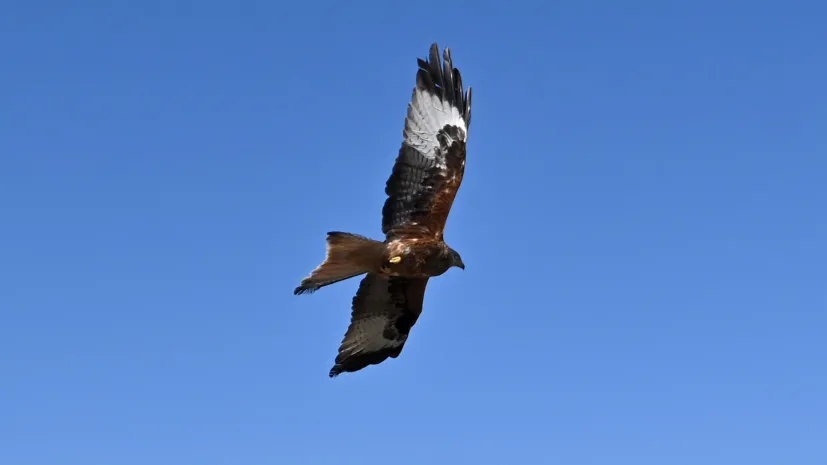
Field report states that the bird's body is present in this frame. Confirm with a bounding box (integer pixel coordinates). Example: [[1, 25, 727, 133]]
[[294, 43, 472, 377], [382, 235, 461, 278]]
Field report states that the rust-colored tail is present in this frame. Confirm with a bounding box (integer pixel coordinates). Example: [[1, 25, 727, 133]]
[[294, 232, 385, 295]]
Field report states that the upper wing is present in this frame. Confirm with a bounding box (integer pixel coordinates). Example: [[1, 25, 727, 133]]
[[328, 273, 429, 377], [382, 43, 472, 240]]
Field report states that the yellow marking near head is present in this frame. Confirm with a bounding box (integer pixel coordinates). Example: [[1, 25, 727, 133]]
[[388, 256, 402, 264]]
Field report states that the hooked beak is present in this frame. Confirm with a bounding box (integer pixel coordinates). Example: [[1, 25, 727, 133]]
[[456, 259, 465, 270]]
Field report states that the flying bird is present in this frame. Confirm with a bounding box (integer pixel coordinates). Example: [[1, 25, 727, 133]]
[[294, 43, 472, 378]]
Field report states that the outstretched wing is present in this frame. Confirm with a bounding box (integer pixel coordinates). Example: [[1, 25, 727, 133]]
[[328, 273, 428, 377], [382, 43, 472, 240]]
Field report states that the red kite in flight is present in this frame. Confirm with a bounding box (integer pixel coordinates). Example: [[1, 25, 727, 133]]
[[294, 43, 472, 377]]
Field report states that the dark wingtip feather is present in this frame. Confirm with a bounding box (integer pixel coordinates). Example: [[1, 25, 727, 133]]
[[466, 87, 473, 128], [417, 42, 472, 129], [442, 47, 455, 104], [328, 365, 342, 378], [327, 346, 405, 378], [428, 44, 442, 91]]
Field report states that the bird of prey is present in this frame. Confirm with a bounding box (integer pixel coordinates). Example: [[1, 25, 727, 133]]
[[294, 43, 472, 378]]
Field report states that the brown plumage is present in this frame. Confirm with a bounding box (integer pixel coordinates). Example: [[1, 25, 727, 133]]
[[294, 43, 472, 378]]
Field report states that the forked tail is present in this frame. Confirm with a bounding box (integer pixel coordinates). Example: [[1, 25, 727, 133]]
[[293, 232, 385, 295]]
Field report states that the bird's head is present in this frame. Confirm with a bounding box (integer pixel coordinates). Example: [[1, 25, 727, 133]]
[[448, 248, 465, 270]]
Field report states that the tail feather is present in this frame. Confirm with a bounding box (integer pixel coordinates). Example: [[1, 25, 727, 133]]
[[294, 232, 385, 295]]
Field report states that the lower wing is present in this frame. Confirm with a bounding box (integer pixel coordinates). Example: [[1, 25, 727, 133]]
[[329, 273, 429, 377]]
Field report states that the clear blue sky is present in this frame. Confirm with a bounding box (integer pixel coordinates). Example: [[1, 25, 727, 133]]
[[2, 1, 825, 464]]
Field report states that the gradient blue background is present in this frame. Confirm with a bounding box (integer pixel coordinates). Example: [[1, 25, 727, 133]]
[[2, 1, 825, 464]]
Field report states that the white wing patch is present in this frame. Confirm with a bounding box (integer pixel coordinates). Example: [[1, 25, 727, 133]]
[[339, 315, 406, 356], [403, 87, 467, 165]]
